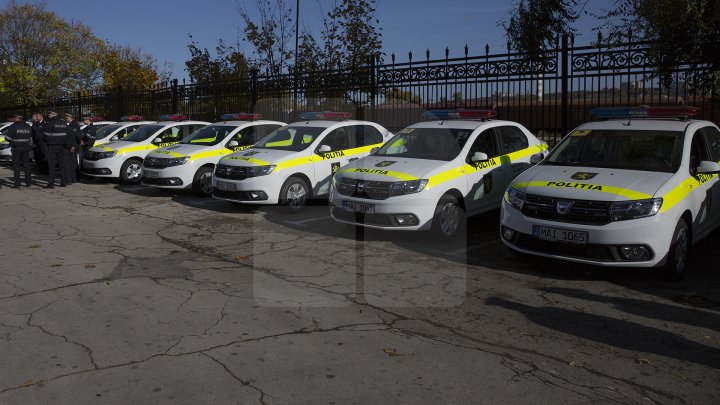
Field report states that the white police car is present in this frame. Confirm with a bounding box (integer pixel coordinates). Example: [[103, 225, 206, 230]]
[[212, 112, 392, 209], [0, 122, 15, 163], [142, 113, 285, 196], [83, 115, 209, 184], [92, 116, 154, 146], [500, 106, 720, 279], [329, 110, 548, 239]]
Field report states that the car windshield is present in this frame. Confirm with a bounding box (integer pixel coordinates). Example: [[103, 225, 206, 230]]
[[253, 126, 324, 151], [95, 124, 122, 139], [181, 125, 235, 146], [374, 128, 473, 161], [123, 125, 163, 142], [544, 129, 684, 173]]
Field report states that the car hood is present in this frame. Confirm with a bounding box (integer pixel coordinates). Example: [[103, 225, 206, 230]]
[[89, 140, 144, 152], [219, 148, 303, 167], [510, 165, 674, 201], [336, 155, 443, 181], [147, 143, 208, 158]]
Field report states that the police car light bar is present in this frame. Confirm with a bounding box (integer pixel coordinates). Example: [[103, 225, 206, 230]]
[[423, 109, 497, 119], [590, 106, 700, 119], [300, 111, 352, 120], [120, 115, 144, 122], [159, 114, 189, 121], [220, 113, 262, 121]]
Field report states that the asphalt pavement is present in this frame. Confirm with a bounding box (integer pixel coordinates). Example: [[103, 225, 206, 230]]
[[0, 167, 718, 404]]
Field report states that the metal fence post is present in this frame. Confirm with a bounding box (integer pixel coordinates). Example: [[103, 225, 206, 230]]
[[251, 69, 258, 110], [171, 79, 179, 113], [117, 86, 124, 119], [561, 34, 569, 139]]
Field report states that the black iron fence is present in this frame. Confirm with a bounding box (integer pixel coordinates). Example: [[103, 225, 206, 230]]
[[1, 35, 717, 143]]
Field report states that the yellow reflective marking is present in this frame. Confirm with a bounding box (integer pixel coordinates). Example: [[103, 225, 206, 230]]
[[230, 145, 253, 151], [339, 167, 419, 181], [265, 139, 292, 147], [189, 149, 228, 160], [225, 156, 271, 166], [190, 137, 216, 144], [660, 171, 719, 213], [512, 180, 652, 200], [153, 150, 184, 157], [275, 144, 379, 171], [571, 130, 591, 137]]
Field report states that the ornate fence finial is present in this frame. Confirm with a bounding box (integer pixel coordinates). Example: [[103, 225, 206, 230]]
[[426, 49, 430, 61], [408, 51, 412, 62], [464, 44, 469, 57], [391, 53, 396, 64], [445, 47, 449, 59], [485, 43, 489, 55]]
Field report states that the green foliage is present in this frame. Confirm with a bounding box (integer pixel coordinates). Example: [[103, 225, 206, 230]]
[[384, 88, 421, 104], [0, 2, 106, 104], [503, 0, 580, 62], [236, 0, 294, 75], [102, 45, 159, 91], [185, 35, 251, 83]]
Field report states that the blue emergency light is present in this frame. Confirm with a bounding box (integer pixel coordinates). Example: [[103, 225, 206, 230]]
[[590, 106, 699, 119]]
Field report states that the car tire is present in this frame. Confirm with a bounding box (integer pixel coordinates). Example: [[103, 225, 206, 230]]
[[120, 158, 143, 184], [659, 218, 690, 281], [192, 166, 214, 197], [432, 194, 465, 241], [280, 176, 310, 213]]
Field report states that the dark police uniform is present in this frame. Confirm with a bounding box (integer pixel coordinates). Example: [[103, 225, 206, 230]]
[[66, 117, 81, 183], [80, 121, 96, 174], [4, 118, 33, 187], [45, 114, 72, 188], [32, 118, 49, 175]]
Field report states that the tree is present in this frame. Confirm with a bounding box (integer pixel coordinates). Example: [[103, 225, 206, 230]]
[[502, 0, 581, 63], [384, 88, 421, 104], [599, 0, 720, 91], [0, 2, 105, 104], [236, 0, 294, 75], [327, 0, 383, 70], [185, 35, 250, 83], [101, 45, 160, 91]]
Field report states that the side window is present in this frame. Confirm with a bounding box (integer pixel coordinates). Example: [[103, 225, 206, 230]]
[[126, 125, 140, 135], [321, 126, 354, 152], [701, 126, 720, 162], [497, 126, 529, 154], [230, 126, 258, 147], [689, 131, 712, 174], [159, 126, 182, 143], [190, 124, 206, 134], [355, 125, 384, 147], [467, 129, 499, 160], [258, 125, 282, 141]]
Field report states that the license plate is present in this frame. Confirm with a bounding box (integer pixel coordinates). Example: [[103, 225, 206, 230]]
[[144, 171, 158, 179], [83, 161, 93, 168], [216, 181, 236, 191], [533, 226, 588, 244], [342, 200, 375, 213]]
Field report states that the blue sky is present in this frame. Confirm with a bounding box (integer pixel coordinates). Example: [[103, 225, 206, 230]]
[[38, 0, 605, 80]]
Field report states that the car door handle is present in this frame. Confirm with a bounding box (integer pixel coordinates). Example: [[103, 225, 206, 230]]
[[349, 158, 358, 162]]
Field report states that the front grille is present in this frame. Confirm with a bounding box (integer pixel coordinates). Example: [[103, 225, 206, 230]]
[[143, 157, 168, 169], [514, 233, 615, 261], [215, 164, 247, 180], [336, 178, 393, 200], [522, 194, 612, 225]]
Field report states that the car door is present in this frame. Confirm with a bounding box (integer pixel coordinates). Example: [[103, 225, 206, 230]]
[[687, 129, 717, 238], [700, 126, 720, 228], [313, 125, 355, 195], [464, 128, 504, 214], [496, 125, 532, 181]]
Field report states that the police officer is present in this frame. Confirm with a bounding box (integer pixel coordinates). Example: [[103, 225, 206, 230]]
[[79, 115, 96, 178], [44, 109, 72, 188], [31, 111, 49, 175], [65, 111, 81, 183], [4, 113, 33, 188]]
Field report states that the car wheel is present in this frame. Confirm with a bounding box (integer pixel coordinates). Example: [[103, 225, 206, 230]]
[[192, 166, 214, 197], [659, 218, 690, 281], [120, 159, 143, 184], [432, 194, 465, 241], [280, 176, 310, 212]]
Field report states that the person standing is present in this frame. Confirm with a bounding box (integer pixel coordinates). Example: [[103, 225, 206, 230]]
[[3, 113, 33, 188], [79, 115, 96, 178], [65, 112, 81, 183], [31, 111, 49, 175], [44, 109, 72, 188]]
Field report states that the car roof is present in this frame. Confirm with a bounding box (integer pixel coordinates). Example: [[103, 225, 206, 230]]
[[116, 121, 155, 126], [576, 119, 710, 132], [407, 119, 520, 130], [212, 120, 285, 126], [288, 119, 380, 128], [155, 120, 210, 126]]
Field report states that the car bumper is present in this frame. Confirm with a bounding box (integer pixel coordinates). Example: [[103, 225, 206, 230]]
[[499, 201, 672, 267], [141, 166, 194, 189], [82, 158, 122, 178], [212, 175, 282, 204], [328, 189, 437, 231]]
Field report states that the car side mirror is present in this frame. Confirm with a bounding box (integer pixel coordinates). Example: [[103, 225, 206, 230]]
[[111, 135, 119, 141], [696, 160, 720, 174], [471, 152, 489, 162], [370, 147, 379, 154], [227, 140, 239, 148], [318, 145, 332, 153], [530, 153, 544, 165], [152, 137, 162, 144]]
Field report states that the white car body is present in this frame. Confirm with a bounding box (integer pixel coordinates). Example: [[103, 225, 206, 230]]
[[328, 120, 548, 233], [141, 120, 285, 194], [80, 121, 116, 131], [500, 118, 720, 270], [92, 121, 156, 146], [83, 120, 210, 182], [0, 123, 13, 162], [213, 120, 393, 205]]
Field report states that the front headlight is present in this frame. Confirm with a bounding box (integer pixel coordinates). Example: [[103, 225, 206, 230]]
[[245, 165, 276, 177], [166, 156, 189, 167], [0, 143, 10, 150], [388, 179, 428, 197], [97, 151, 117, 159], [503, 187, 526, 210], [610, 198, 662, 221]]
